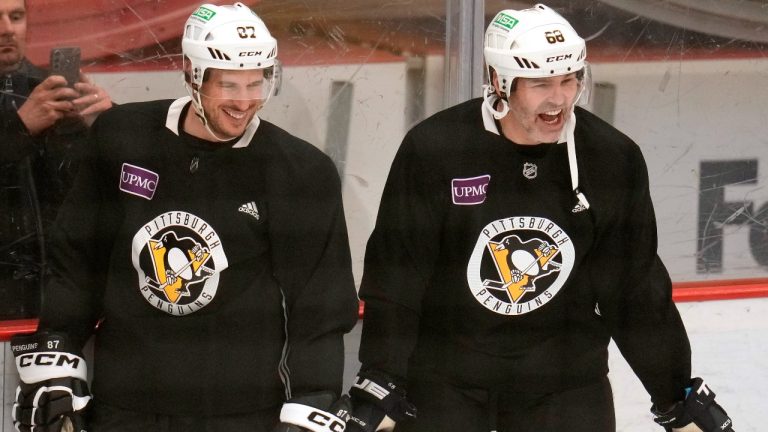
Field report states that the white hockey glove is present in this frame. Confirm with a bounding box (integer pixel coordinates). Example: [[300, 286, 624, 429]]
[[273, 391, 351, 432], [346, 371, 416, 432], [651, 378, 733, 432], [11, 332, 91, 432]]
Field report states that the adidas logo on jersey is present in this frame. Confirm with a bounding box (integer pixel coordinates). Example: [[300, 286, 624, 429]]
[[571, 202, 588, 213], [238, 202, 260, 220]]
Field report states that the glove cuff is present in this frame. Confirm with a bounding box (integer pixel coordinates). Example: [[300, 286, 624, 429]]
[[280, 402, 348, 432], [652, 401, 692, 429], [350, 371, 416, 423], [11, 332, 88, 383], [651, 377, 733, 432]]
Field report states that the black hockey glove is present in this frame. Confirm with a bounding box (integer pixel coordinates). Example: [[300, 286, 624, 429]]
[[346, 370, 416, 432], [651, 377, 734, 432], [273, 391, 351, 432], [11, 332, 91, 432]]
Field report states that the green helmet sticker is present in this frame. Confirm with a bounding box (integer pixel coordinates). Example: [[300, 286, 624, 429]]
[[494, 13, 519, 31], [193, 6, 216, 21]]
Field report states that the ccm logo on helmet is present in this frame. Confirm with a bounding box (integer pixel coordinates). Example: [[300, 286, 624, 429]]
[[238, 51, 263, 57], [307, 411, 345, 432], [18, 353, 81, 369], [546, 54, 572, 62]]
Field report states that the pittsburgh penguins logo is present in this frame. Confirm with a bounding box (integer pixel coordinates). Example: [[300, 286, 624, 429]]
[[467, 216, 574, 316], [132, 211, 228, 316]]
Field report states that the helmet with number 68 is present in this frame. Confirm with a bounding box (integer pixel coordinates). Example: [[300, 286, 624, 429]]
[[484, 3, 586, 96]]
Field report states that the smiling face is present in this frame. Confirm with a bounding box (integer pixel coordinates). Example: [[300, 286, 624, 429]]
[[0, 0, 26, 73], [497, 72, 581, 145], [186, 68, 271, 141]]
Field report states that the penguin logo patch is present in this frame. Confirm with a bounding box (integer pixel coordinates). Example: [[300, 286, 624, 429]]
[[467, 216, 574, 316], [132, 211, 228, 316]]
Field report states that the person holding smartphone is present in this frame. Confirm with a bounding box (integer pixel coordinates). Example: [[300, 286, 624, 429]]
[[1, 0, 113, 320]]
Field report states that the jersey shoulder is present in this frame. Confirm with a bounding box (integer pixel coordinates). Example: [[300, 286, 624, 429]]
[[574, 107, 639, 155], [574, 106, 646, 173], [97, 99, 174, 127], [252, 120, 340, 185], [409, 98, 484, 142], [574, 107, 650, 214], [88, 100, 178, 165], [403, 98, 490, 158]]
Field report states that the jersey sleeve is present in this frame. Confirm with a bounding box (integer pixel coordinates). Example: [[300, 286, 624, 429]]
[[357, 133, 446, 383], [269, 152, 359, 399], [594, 144, 691, 407], [37, 117, 118, 349]]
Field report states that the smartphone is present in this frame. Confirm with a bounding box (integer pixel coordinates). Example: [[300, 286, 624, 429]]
[[49, 47, 81, 87]]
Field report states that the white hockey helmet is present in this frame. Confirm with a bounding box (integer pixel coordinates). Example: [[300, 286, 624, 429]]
[[182, 2, 278, 97], [484, 4, 586, 96]]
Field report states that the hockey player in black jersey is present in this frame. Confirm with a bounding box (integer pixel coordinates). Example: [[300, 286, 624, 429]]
[[347, 4, 733, 432], [10, 3, 358, 432]]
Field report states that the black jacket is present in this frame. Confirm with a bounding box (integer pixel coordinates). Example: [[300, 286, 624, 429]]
[[1, 59, 85, 319]]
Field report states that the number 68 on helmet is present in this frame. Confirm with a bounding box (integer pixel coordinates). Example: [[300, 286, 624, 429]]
[[483, 4, 591, 118]]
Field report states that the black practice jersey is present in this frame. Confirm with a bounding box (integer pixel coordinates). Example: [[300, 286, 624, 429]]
[[359, 99, 691, 407], [39, 98, 359, 415]]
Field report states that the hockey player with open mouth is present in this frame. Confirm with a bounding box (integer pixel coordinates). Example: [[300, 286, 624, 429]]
[[346, 4, 734, 432]]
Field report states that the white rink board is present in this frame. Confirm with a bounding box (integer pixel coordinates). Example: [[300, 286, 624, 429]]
[[3, 297, 767, 431]]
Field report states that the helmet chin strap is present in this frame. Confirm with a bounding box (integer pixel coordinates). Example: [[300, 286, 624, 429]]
[[187, 84, 237, 143], [483, 74, 590, 211], [482, 84, 509, 119], [564, 80, 590, 209], [564, 110, 590, 210]]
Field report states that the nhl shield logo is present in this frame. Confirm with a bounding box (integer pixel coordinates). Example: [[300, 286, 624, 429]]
[[522, 163, 537, 179]]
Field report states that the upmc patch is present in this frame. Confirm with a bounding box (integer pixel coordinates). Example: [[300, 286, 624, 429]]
[[452, 175, 491, 205], [120, 163, 159, 200]]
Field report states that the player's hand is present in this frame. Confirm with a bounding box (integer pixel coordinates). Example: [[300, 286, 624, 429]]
[[347, 370, 416, 432], [347, 401, 395, 432], [11, 332, 91, 432], [273, 392, 351, 432], [73, 72, 113, 126], [652, 378, 733, 432], [16, 75, 78, 135]]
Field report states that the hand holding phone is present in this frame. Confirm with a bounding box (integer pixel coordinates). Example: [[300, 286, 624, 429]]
[[50, 47, 81, 88]]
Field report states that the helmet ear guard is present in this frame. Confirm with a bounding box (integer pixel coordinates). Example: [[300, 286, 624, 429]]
[[482, 81, 510, 120]]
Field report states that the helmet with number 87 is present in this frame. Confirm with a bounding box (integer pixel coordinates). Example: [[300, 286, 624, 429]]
[[180, 2, 279, 140], [182, 2, 277, 92]]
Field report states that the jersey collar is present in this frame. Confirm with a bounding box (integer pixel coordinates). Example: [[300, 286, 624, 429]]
[[165, 96, 261, 148]]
